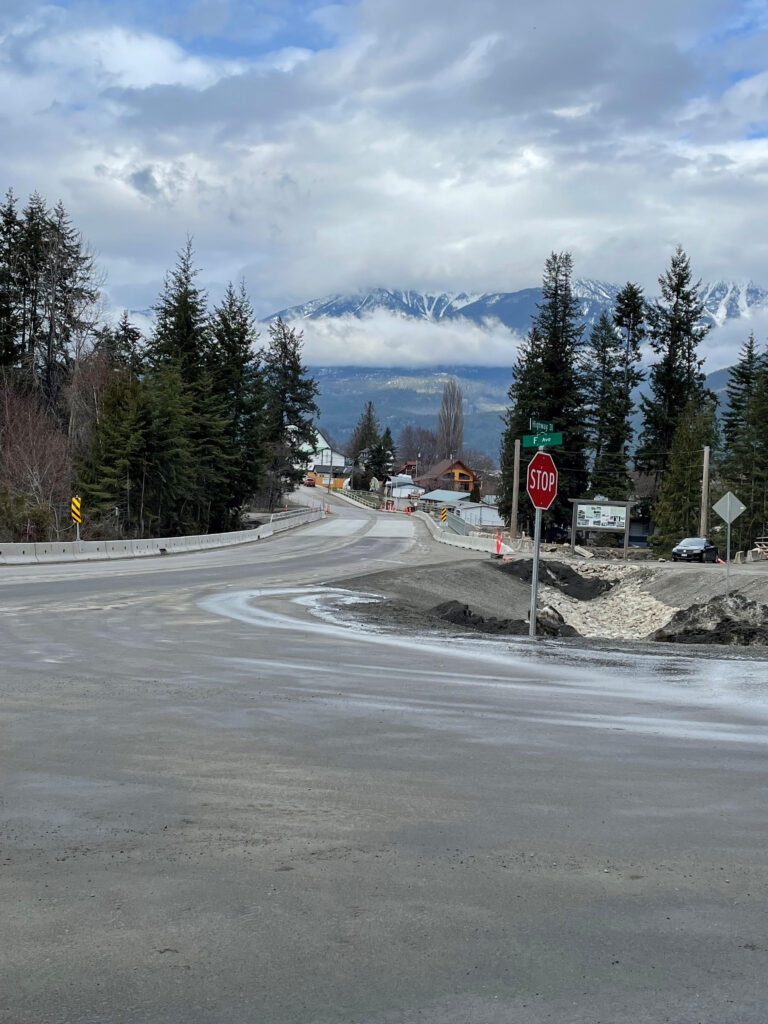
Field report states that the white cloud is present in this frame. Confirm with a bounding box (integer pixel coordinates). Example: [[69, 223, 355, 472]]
[[30, 26, 241, 90], [288, 309, 521, 367], [2, 0, 768, 370]]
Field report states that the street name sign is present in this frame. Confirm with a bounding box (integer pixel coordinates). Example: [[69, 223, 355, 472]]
[[522, 431, 563, 448], [530, 418, 553, 432]]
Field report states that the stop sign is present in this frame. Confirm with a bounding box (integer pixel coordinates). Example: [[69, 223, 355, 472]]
[[527, 451, 558, 510]]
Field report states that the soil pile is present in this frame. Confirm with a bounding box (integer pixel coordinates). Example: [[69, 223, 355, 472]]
[[493, 558, 614, 600], [653, 593, 768, 646], [430, 600, 579, 638]]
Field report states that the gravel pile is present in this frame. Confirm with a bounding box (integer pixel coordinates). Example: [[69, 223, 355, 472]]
[[652, 593, 768, 646], [493, 558, 614, 600]]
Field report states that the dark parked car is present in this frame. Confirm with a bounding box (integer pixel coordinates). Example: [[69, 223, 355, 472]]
[[671, 537, 719, 562]]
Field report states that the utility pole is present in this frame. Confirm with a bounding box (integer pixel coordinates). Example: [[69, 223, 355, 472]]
[[699, 445, 711, 537], [510, 438, 521, 538]]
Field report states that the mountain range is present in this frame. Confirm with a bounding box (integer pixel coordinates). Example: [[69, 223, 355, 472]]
[[272, 279, 768, 333], [130, 278, 756, 459], [268, 280, 754, 456]]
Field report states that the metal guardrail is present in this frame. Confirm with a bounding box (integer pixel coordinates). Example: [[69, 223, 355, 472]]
[[444, 511, 468, 536], [345, 490, 383, 508]]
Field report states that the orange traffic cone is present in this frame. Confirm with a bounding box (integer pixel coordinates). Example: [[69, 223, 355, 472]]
[[325, 503, 331, 515]]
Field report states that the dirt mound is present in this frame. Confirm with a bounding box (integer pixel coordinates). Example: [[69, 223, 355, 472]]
[[652, 593, 768, 646], [493, 558, 614, 601], [431, 600, 580, 638]]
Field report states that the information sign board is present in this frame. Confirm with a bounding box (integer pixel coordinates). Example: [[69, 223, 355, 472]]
[[575, 503, 627, 531]]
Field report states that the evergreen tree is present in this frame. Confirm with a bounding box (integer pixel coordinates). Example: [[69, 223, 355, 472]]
[[206, 281, 264, 528], [142, 361, 196, 535], [148, 237, 210, 379], [651, 397, 719, 555], [348, 400, 381, 461], [0, 189, 23, 371], [498, 327, 545, 527], [583, 311, 631, 497], [260, 318, 319, 510], [720, 335, 768, 551], [613, 281, 646, 400], [636, 246, 711, 481], [187, 369, 235, 531], [368, 426, 395, 482], [498, 253, 588, 526], [78, 370, 148, 534]]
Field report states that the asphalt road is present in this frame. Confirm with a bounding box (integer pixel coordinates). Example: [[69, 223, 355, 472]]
[[2, 490, 768, 1023]]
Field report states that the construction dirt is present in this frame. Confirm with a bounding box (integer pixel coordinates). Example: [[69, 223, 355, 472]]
[[342, 555, 768, 649]]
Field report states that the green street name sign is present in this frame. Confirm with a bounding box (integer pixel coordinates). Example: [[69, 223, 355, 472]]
[[523, 432, 563, 448], [530, 418, 553, 432]]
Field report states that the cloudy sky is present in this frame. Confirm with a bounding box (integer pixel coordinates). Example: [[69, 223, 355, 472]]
[[2, 0, 767, 366]]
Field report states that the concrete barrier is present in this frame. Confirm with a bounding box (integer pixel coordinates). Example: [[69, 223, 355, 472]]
[[0, 543, 39, 563], [106, 540, 133, 559], [413, 511, 517, 555], [35, 542, 77, 561], [0, 509, 322, 566], [74, 541, 107, 560]]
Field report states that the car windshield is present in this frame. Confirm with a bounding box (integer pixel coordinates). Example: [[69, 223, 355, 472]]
[[679, 538, 704, 547]]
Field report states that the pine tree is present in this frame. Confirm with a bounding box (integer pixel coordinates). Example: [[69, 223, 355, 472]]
[[613, 281, 646, 400], [651, 397, 719, 555], [260, 318, 319, 510], [720, 335, 768, 551], [0, 189, 23, 371], [348, 400, 381, 461], [206, 281, 264, 528], [498, 253, 588, 526], [368, 426, 395, 481], [142, 361, 196, 535], [636, 247, 711, 481], [148, 237, 210, 380], [583, 311, 631, 497], [78, 370, 148, 534]]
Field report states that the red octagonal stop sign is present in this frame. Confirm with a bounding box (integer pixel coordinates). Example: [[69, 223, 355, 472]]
[[527, 451, 558, 510]]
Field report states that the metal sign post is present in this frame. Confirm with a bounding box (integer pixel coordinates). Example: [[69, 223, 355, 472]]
[[71, 495, 82, 545], [712, 491, 746, 599], [526, 452, 558, 637], [528, 506, 543, 637]]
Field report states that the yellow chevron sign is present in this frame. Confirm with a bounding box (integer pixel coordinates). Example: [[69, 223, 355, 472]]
[[441, 507, 447, 522], [71, 495, 82, 525]]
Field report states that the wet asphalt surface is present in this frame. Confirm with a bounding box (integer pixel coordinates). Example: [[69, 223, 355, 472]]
[[2, 492, 768, 1023]]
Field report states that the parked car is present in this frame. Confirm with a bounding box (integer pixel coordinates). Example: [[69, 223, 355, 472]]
[[671, 537, 718, 563], [304, 477, 316, 487]]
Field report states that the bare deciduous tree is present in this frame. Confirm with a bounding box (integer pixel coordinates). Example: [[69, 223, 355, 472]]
[[0, 380, 72, 539], [436, 378, 464, 461]]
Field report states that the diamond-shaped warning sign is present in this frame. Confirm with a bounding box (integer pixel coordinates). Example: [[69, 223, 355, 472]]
[[712, 491, 746, 525]]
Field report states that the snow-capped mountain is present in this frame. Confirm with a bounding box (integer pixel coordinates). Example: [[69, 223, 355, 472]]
[[269, 280, 768, 333]]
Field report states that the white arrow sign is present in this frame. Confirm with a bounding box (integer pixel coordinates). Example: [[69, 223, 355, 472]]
[[712, 491, 746, 525]]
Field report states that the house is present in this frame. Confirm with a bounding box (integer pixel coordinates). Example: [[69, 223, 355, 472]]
[[300, 428, 347, 476], [416, 458, 479, 494], [387, 474, 425, 500], [417, 489, 474, 512]]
